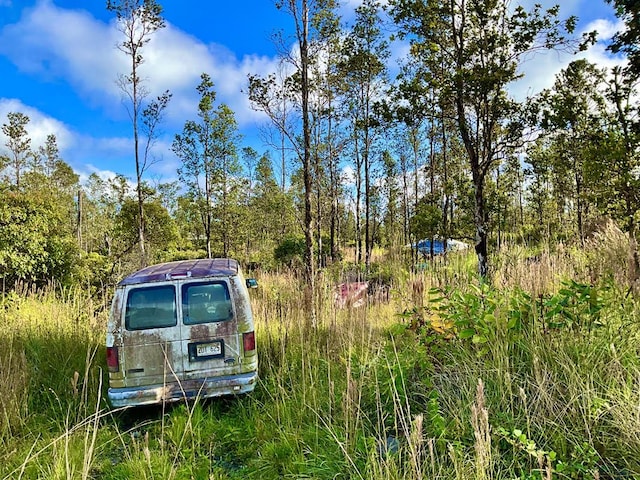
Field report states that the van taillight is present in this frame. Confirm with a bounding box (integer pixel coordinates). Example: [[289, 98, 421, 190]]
[[106, 346, 119, 372], [243, 331, 256, 353]]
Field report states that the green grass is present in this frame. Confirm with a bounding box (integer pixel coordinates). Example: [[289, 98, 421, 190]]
[[1, 241, 640, 479]]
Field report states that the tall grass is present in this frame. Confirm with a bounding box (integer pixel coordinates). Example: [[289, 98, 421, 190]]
[[1, 239, 640, 478]]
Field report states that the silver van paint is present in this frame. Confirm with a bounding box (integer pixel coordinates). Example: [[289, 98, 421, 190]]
[[106, 259, 258, 407]]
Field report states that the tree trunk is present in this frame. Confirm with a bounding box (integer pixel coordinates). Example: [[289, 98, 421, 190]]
[[401, 154, 409, 246], [135, 145, 146, 266], [205, 169, 212, 259], [299, 0, 316, 324], [77, 189, 83, 250], [223, 155, 229, 258], [315, 147, 323, 268], [458, 105, 489, 277], [575, 166, 584, 246], [364, 132, 371, 270], [330, 159, 338, 262], [429, 123, 435, 258], [441, 111, 449, 258], [131, 51, 146, 267], [412, 128, 419, 210], [328, 95, 338, 263], [455, 57, 489, 277], [473, 172, 489, 278], [354, 126, 362, 265], [496, 168, 502, 251]]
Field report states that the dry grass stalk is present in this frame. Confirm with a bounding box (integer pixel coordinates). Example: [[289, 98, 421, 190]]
[[471, 379, 491, 480], [584, 220, 631, 286], [408, 414, 424, 479], [0, 338, 29, 438]]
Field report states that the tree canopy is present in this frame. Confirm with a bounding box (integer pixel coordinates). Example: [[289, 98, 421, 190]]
[[0, 0, 638, 291]]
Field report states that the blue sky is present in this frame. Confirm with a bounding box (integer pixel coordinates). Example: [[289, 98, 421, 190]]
[[0, 0, 623, 186]]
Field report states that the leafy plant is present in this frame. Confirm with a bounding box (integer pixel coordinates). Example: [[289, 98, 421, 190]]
[[411, 283, 533, 354], [498, 427, 600, 479], [273, 236, 306, 267], [543, 279, 607, 331]]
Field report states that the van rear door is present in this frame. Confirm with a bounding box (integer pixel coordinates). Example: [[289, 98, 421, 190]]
[[119, 283, 184, 387], [180, 280, 241, 378]]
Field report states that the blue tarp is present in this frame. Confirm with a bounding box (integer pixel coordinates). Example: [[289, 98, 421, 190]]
[[414, 239, 451, 255]]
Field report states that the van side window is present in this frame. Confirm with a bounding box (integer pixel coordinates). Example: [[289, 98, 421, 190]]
[[125, 285, 177, 330], [183, 282, 232, 325]]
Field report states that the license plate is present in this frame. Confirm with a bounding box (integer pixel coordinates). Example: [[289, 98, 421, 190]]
[[196, 342, 221, 357]]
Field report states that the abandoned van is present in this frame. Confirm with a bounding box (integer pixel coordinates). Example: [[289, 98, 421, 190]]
[[106, 258, 258, 407]]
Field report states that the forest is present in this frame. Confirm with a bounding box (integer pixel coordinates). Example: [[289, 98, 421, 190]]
[[1, 0, 640, 478], [0, 0, 637, 290]]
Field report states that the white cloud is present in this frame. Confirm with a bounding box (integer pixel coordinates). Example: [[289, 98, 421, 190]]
[[510, 16, 626, 101], [342, 165, 356, 187], [2, 0, 624, 186], [578, 18, 628, 73], [0, 99, 142, 179], [76, 165, 138, 194], [0, 2, 123, 104], [0, 98, 73, 150], [78, 150, 178, 189], [71, 133, 180, 182], [0, 1, 282, 128], [584, 17, 624, 40], [79, 165, 122, 184]]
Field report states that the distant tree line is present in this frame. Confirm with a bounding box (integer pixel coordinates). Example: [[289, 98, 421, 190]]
[[0, 0, 638, 294]]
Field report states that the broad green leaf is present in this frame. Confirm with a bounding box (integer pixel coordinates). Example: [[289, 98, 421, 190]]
[[459, 328, 476, 339]]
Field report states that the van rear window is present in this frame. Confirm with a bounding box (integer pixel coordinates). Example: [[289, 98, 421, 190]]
[[183, 282, 232, 324], [125, 285, 177, 330]]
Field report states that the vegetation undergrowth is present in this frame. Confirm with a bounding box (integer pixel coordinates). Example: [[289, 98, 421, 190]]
[[1, 243, 640, 479]]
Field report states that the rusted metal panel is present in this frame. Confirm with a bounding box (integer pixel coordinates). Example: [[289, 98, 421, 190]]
[[108, 282, 182, 388], [229, 275, 252, 332], [121, 339, 182, 386], [189, 324, 211, 340], [180, 278, 241, 375]]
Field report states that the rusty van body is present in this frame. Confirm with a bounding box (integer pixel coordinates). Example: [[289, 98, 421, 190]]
[[106, 258, 258, 407]]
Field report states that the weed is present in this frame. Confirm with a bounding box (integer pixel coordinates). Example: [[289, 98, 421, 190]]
[[2, 250, 640, 479], [543, 279, 608, 332]]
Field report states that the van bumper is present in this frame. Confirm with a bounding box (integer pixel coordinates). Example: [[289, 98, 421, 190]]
[[107, 371, 258, 408]]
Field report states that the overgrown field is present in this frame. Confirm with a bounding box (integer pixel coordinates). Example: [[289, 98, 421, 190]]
[[1, 234, 640, 479]]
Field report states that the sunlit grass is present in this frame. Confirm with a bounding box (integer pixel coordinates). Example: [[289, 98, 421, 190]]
[[1, 239, 640, 478]]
